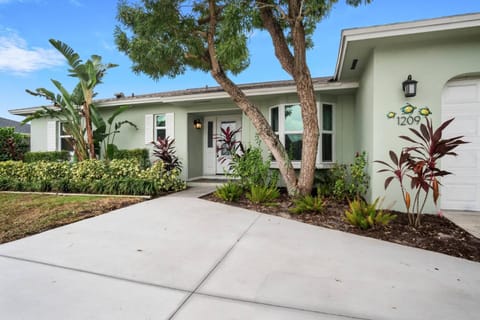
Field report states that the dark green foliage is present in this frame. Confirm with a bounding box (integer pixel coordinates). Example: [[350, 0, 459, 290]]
[[230, 145, 278, 189], [246, 185, 280, 205], [344, 198, 396, 230], [214, 182, 244, 202], [0, 128, 29, 161], [331, 151, 369, 200], [24, 151, 70, 163], [290, 194, 324, 214], [111, 148, 150, 169]]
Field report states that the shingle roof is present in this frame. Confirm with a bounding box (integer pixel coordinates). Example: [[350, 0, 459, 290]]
[[0, 117, 31, 134]]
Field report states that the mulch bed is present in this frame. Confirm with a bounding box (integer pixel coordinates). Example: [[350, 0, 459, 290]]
[[203, 192, 480, 263]]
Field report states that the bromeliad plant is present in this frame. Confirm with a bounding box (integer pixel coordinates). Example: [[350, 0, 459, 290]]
[[376, 118, 467, 227]]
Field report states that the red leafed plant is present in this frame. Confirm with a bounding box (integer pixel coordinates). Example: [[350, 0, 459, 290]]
[[152, 136, 182, 172], [375, 118, 468, 227], [216, 126, 244, 165]]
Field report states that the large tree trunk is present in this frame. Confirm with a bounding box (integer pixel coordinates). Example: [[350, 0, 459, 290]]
[[207, 0, 298, 194], [258, 0, 319, 195]]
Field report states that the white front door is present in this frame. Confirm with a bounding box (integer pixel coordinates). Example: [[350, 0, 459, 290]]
[[203, 115, 242, 175], [441, 78, 480, 211]]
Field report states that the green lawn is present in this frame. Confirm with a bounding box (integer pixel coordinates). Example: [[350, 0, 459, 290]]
[[0, 192, 144, 244]]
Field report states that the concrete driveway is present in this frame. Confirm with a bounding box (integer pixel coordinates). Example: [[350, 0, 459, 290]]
[[1, 186, 479, 319]]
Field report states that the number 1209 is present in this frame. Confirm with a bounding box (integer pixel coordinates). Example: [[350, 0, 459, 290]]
[[397, 116, 421, 126]]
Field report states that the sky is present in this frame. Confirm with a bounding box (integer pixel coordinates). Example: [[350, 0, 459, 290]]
[[1, 0, 480, 121]]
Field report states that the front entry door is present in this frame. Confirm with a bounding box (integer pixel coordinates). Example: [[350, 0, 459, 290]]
[[203, 115, 242, 175]]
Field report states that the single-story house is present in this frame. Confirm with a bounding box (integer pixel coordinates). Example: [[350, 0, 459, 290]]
[[0, 116, 30, 134], [10, 12, 480, 213]]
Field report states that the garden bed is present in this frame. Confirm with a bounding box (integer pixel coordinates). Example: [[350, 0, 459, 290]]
[[203, 192, 480, 263]]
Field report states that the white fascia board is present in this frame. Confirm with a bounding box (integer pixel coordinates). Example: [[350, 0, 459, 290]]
[[335, 13, 480, 80], [9, 107, 43, 116], [97, 82, 358, 107]]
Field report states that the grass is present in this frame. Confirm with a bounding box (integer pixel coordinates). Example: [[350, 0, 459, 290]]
[[0, 192, 144, 244]]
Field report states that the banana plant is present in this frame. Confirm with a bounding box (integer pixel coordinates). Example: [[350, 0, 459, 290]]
[[25, 81, 89, 161], [49, 39, 118, 159]]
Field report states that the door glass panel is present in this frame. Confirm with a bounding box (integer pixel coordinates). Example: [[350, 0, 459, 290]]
[[285, 104, 303, 131], [207, 121, 213, 148], [285, 133, 302, 160]]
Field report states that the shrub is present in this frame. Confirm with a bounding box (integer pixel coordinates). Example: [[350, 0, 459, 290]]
[[246, 185, 280, 205], [0, 159, 186, 196], [214, 182, 243, 202], [111, 148, 150, 169], [0, 128, 29, 161], [229, 145, 278, 189], [108, 158, 142, 179], [24, 151, 70, 162], [290, 194, 324, 214], [330, 151, 369, 201], [344, 198, 396, 230]]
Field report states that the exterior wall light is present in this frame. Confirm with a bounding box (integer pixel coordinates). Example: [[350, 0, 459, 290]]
[[193, 119, 202, 129], [402, 75, 418, 97]]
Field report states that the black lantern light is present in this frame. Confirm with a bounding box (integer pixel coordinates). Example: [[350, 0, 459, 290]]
[[402, 74, 418, 97], [193, 119, 202, 129]]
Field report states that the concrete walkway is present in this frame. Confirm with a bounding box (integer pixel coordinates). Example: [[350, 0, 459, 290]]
[[1, 186, 479, 319], [443, 210, 480, 238]]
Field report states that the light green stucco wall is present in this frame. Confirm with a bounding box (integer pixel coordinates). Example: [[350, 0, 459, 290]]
[[367, 37, 480, 213]]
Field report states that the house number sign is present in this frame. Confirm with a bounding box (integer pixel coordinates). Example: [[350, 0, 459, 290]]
[[387, 103, 432, 126]]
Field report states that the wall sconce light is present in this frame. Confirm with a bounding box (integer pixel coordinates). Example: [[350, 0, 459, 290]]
[[193, 119, 202, 129], [402, 74, 418, 97]]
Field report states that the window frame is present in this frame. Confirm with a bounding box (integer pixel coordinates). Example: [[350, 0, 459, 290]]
[[269, 102, 335, 169]]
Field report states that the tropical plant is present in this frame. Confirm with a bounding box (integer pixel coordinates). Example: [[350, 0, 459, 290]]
[[90, 105, 138, 160], [214, 182, 244, 202], [246, 185, 280, 205], [116, 0, 370, 196], [216, 126, 244, 164], [344, 198, 396, 230], [375, 118, 467, 227], [152, 136, 182, 172], [289, 193, 324, 214], [25, 39, 118, 160]]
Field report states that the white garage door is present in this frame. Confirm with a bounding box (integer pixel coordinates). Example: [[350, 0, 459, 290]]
[[441, 78, 480, 211]]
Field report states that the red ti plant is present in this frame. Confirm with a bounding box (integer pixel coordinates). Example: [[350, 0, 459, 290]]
[[152, 136, 182, 172], [216, 126, 244, 165], [375, 118, 467, 227]]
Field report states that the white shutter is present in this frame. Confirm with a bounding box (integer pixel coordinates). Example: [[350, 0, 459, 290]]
[[145, 114, 153, 144], [46, 121, 57, 151], [166, 112, 175, 139]]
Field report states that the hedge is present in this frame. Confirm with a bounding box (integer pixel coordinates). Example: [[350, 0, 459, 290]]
[[112, 148, 150, 169], [24, 151, 70, 162], [0, 159, 185, 196]]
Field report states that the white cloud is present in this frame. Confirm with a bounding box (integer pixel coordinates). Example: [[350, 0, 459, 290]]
[[0, 31, 64, 74]]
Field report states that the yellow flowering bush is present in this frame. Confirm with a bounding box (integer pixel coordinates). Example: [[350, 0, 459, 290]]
[[0, 158, 186, 195]]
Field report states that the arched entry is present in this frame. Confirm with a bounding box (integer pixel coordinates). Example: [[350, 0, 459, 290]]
[[441, 76, 480, 211]]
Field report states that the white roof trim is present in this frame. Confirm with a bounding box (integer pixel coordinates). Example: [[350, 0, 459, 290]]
[[9, 81, 359, 115], [335, 12, 480, 80]]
